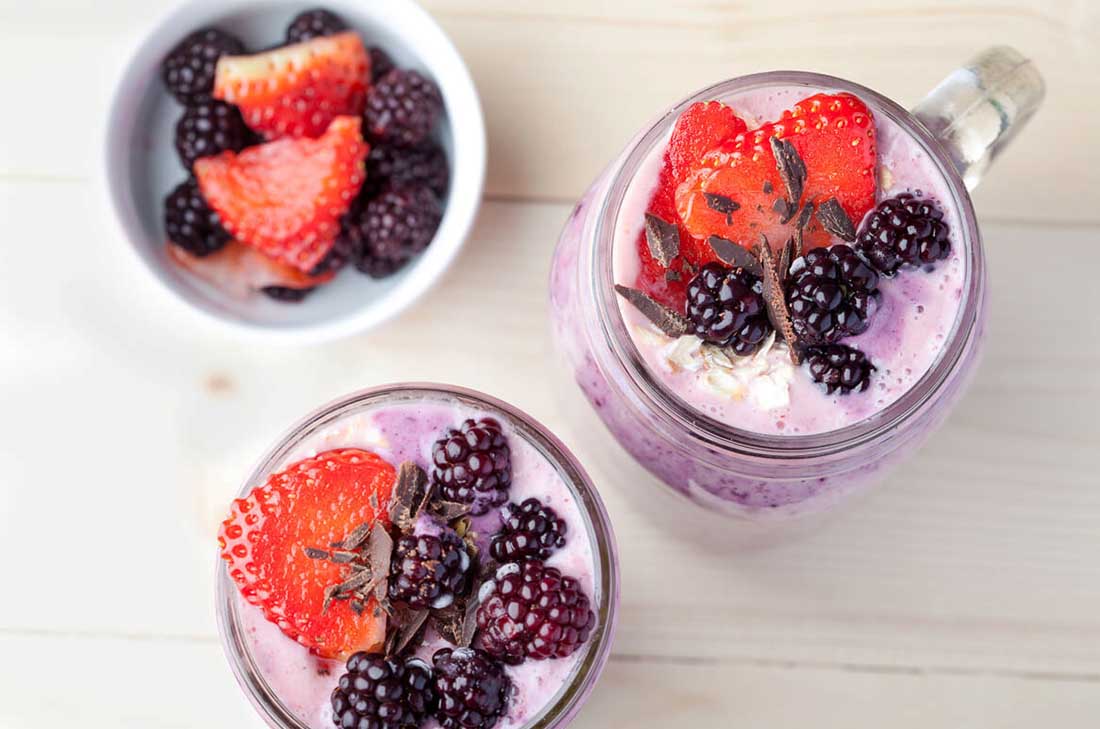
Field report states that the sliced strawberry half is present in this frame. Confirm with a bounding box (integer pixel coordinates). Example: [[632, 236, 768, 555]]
[[219, 449, 396, 660], [666, 101, 748, 183], [675, 92, 876, 255], [194, 115, 367, 274], [167, 240, 335, 299], [214, 31, 370, 139]]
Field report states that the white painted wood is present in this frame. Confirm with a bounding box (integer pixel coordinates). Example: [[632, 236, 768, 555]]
[[1, 0, 1099, 726]]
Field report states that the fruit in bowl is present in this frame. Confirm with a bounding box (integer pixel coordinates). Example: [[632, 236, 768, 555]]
[[160, 8, 449, 303]]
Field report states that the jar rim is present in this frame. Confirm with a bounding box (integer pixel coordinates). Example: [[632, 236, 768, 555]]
[[589, 71, 985, 460], [215, 383, 619, 729]]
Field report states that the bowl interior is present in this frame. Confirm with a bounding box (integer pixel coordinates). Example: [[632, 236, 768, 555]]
[[106, 0, 484, 337]]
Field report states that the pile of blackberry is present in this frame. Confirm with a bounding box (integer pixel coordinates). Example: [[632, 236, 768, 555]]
[[433, 648, 511, 729], [489, 498, 567, 563], [786, 244, 880, 346], [430, 418, 512, 516], [805, 344, 875, 394], [330, 653, 435, 729], [855, 193, 951, 275], [685, 262, 772, 355], [388, 526, 472, 610]]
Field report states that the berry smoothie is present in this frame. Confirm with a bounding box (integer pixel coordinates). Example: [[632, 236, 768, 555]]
[[549, 72, 992, 518], [217, 386, 617, 729]]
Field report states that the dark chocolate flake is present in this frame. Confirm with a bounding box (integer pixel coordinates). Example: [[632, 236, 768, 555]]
[[772, 197, 796, 224], [763, 180, 774, 194], [794, 201, 814, 253], [428, 499, 473, 522], [817, 197, 857, 242], [614, 284, 690, 337], [334, 521, 372, 551], [703, 192, 740, 225], [303, 547, 331, 561], [708, 236, 763, 276], [368, 524, 393, 604], [665, 270, 681, 282], [769, 136, 807, 211], [758, 236, 802, 365], [644, 213, 680, 267], [390, 462, 430, 533], [388, 607, 429, 657]]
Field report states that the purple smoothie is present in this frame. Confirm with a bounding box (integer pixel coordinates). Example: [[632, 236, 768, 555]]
[[549, 74, 987, 519], [218, 387, 618, 729]]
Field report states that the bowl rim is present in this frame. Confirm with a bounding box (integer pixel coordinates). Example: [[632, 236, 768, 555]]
[[102, 0, 487, 345]]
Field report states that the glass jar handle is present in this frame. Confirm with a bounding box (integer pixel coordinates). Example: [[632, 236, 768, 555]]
[[912, 46, 1045, 190]]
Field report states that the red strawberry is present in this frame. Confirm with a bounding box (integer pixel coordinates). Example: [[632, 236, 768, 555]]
[[214, 31, 370, 139], [194, 116, 368, 273], [676, 93, 876, 255], [167, 240, 335, 298], [219, 449, 396, 660], [634, 102, 747, 309]]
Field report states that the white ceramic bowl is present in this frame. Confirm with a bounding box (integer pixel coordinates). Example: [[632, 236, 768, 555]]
[[104, 0, 485, 343]]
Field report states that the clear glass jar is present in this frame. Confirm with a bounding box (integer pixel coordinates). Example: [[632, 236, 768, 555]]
[[550, 49, 1043, 521], [216, 383, 619, 729]]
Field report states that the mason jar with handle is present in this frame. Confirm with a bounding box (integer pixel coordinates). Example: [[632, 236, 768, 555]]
[[549, 47, 1044, 523]]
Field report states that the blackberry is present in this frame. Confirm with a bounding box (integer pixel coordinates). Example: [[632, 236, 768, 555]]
[[175, 100, 251, 169], [431, 418, 512, 516], [388, 526, 472, 610], [260, 286, 314, 303], [786, 245, 879, 346], [855, 193, 951, 276], [685, 262, 771, 355], [364, 70, 443, 147], [342, 186, 442, 279], [476, 560, 595, 664], [164, 179, 231, 257], [330, 653, 435, 729], [805, 344, 875, 395], [369, 47, 396, 83], [364, 143, 449, 199], [286, 8, 348, 43], [432, 648, 511, 729], [489, 498, 567, 563], [162, 28, 245, 104]]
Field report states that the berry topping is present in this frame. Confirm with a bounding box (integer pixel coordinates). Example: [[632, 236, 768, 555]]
[[805, 344, 875, 394], [194, 115, 368, 273], [164, 179, 231, 257], [369, 47, 396, 83], [855, 193, 951, 275], [489, 498, 568, 563], [260, 285, 315, 302], [430, 418, 512, 517], [364, 69, 443, 147], [218, 449, 396, 659], [685, 262, 772, 355], [388, 525, 472, 610], [432, 648, 511, 729], [213, 32, 369, 139], [786, 244, 880, 346], [175, 99, 252, 169], [675, 93, 877, 258], [167, 240, 336, 299], [364, 143, 450, 199], [331, 653, 436, 729], [666, 101, 748, 184], [286, 8, 348, 44], [162, 28, 245, 104], [476, 560, 595, 664], [342, 186, 443, 278]]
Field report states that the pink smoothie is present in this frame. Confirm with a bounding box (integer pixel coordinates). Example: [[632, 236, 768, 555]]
[[235, 399, 597, 729], [613, 86, 966, 435]]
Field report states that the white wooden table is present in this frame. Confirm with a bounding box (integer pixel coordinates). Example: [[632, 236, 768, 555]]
[[2, 1, 1099, 727]]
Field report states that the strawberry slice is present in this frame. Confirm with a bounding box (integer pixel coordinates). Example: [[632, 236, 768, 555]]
[[675, 93, 876, 255], [167, 240, 335, 298], [666, 101, 748, 183], [214, 31, 370, 139], [219, 449, 396, 660], [194, 116, 368, 273]]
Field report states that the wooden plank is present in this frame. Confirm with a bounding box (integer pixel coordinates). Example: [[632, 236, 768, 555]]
[[1, 633, 1098, 728], [1, 180, 1097, 677], [0, 0, 1097, 222]]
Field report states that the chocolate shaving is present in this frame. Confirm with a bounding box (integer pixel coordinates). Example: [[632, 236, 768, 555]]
[[665, 270, 681, 282], [368, 524, 393, 605], [428, 500, 473, 522], [769, 136, 806, 214], [794, 201, 814, 253], [757, 235, 802, 365], [772, 197, 796, 225], [703, 193, 740, 225], [459, 589, 482, 647], [333, 568, 376, 595], [817, 197, 857, 242], [304, 547, 331, 561], [333, 521, 372, 551], [708, 236, 763, 276], [763, 180, 773, 194], [331, 550, 360, 564], [390, 462, 430, 533], [387, 607, 429, 657], [349, 599, 365, 615], [644, 213, 680, 266], [778, 237, 794, 285], [614, 284, 690, 338]]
